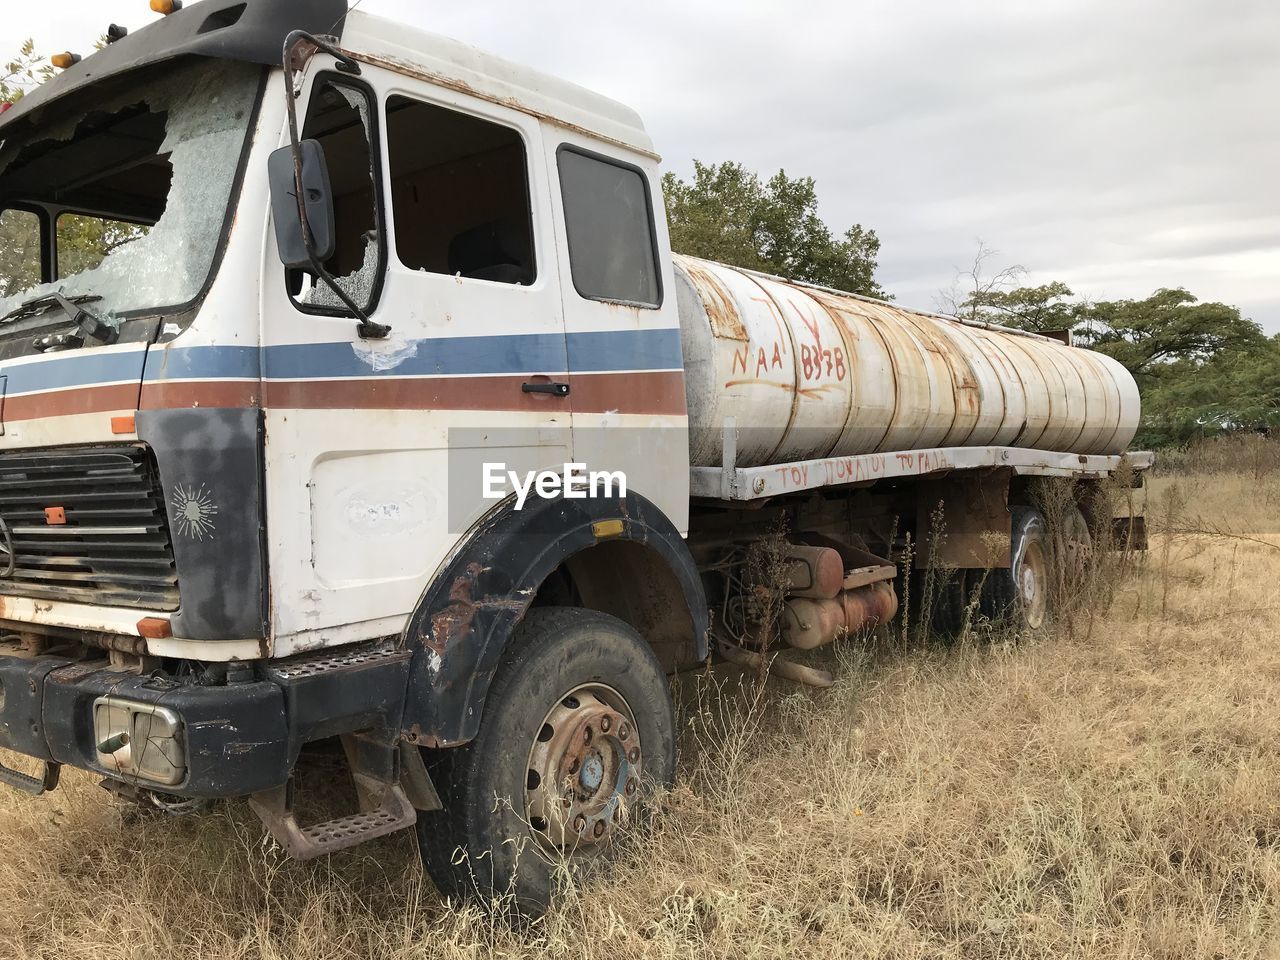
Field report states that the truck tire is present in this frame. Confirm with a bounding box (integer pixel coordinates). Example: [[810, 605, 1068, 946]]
[[981, 507, 1050, 631], [416, 607, 676, 916], [1054, 502, 1095, 586], [918, 570, 967, 640]]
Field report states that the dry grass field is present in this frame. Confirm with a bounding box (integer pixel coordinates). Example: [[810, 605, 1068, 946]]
[[5, 437, 1280, 959]]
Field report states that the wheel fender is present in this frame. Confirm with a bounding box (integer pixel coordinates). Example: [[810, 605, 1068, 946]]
[[399, 491, 708, 748]]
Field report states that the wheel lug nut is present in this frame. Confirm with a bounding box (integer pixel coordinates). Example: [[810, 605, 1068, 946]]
[[583, 727, 593, 744], [601, 717, 612, 733], [626, 778, 637, 795], [628, 748, 640, 763], [593, 821, 606, 839], [574, 815, 587, 834], [619, 722, 630, 740]]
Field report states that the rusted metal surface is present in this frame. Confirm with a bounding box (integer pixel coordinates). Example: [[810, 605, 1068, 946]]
[[674, 255, 1142, 469], [249, 780, 417, 861], [525, 684, 641, 851], [840, 581, 898, 636], [690, 445, 1156, 502], [780, 597, 846, 650], [913, 472, 1013, 571], [781, 580, 898, 651], [348, 49, 663, 161], [717, 641, 835, 688], [782, 545, 845, 600], [400, 491, 709, 750]]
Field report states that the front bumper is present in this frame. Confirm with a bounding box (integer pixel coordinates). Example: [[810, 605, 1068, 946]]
[[0, 641, 411, 799]]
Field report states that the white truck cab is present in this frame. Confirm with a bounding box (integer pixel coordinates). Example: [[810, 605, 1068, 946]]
[[0, 0, 1148, 914]]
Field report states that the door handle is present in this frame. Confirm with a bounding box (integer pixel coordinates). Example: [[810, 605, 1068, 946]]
[[522, 381, 571, 398]]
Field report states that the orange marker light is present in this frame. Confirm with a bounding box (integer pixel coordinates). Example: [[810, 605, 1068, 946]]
[[51, 52, 82, 70], [44, 507, 67, 526], [150, 0, 183, 14], [136, 618, 174, 640], [592, 519, 626, 540], [111, 415, 137, 436]]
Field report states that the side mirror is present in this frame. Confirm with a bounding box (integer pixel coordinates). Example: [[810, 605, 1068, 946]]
[[268, 139, 336, 269]]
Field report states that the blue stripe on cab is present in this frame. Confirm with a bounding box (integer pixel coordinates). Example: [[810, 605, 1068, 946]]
[[2, 348, 148, 396], [0, 328, 686, 394], [261, 334, 570, 380], [143, 345, 260, 383], [567, 329, 685, 373]]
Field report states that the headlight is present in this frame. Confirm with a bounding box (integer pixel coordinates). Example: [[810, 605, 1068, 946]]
[[93, 697, 186, 787]]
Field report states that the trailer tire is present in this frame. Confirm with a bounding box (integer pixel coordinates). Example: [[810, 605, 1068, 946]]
[[981, 507, 1050, 631], [1054, 502, 1095, 585], [919, 570, 968, 640], [416, 607, 676, 916]]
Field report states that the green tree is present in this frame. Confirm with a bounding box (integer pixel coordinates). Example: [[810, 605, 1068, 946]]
[[941, 243, 1076, 332], [662, 160, 887, 299], [964, 280, 1078, 333], [1077, 288, 1264, 382], [1134, 337, 1280, 445], [1, 39, 51, 103]]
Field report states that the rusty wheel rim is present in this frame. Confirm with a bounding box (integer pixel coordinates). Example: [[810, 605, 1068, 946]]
[[525, 683, 641, 855], [1018, 538, 1049, 629]]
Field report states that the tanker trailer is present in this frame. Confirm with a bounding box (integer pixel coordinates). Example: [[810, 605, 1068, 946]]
[[677, 253, 1148, 664], [674, 255, 1141, 468]]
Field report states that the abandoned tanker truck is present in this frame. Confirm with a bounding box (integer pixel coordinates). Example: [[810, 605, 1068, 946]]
[[0, 0, 1149, 910]]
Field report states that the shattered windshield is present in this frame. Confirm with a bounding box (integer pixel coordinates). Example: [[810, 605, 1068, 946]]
[[0, 59, 263, 323]]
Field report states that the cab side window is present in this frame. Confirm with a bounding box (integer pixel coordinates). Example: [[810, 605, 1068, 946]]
[[386, 96, 535, 286], [291, 78, 384, 313], [557, 147, 661, 308]]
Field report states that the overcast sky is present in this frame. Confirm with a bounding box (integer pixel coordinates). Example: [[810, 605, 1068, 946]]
[[10, 1, 1279, 329]]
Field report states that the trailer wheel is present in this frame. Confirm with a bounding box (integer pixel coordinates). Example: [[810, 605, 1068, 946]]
[[981, 507, 1050, 631], [416, 608, 676, 916], [1055, 502, 1095, 585], [917, 570, 968, 640]]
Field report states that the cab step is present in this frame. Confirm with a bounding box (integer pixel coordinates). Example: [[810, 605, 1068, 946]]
[[0, 758, 60, 796], [249, 779, 417, 860]]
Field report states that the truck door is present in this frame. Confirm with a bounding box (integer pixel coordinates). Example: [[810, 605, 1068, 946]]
[[543, 135, 689, 530], [261, 63, 571, 654]]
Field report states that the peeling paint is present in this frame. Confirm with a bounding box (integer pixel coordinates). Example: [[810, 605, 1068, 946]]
[[351, 334, 420, 372]]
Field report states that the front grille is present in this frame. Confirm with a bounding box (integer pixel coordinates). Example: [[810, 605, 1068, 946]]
[[0, 446, 179, 610]]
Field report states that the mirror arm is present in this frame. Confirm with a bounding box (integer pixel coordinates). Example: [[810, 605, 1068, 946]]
[[280, 30, 390, 341]]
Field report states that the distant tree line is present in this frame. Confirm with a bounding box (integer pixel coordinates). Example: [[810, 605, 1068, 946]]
[[935, 243, 1272, 447]]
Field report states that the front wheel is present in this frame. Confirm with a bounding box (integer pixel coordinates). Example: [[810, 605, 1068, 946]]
[[416, 608, 676, 916]]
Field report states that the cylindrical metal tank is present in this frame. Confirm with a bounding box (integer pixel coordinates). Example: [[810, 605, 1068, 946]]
[[673, 255, 1141, 467]]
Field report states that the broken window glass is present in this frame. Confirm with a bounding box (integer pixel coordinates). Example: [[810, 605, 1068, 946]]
[[0, 59, 263, 324], [57, 213, 149, 279], [293, 79, 383, 312]]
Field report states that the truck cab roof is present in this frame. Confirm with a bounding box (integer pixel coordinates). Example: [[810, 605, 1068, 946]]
[[341, 10, 655, 156], [0, 0, 655, 158]]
